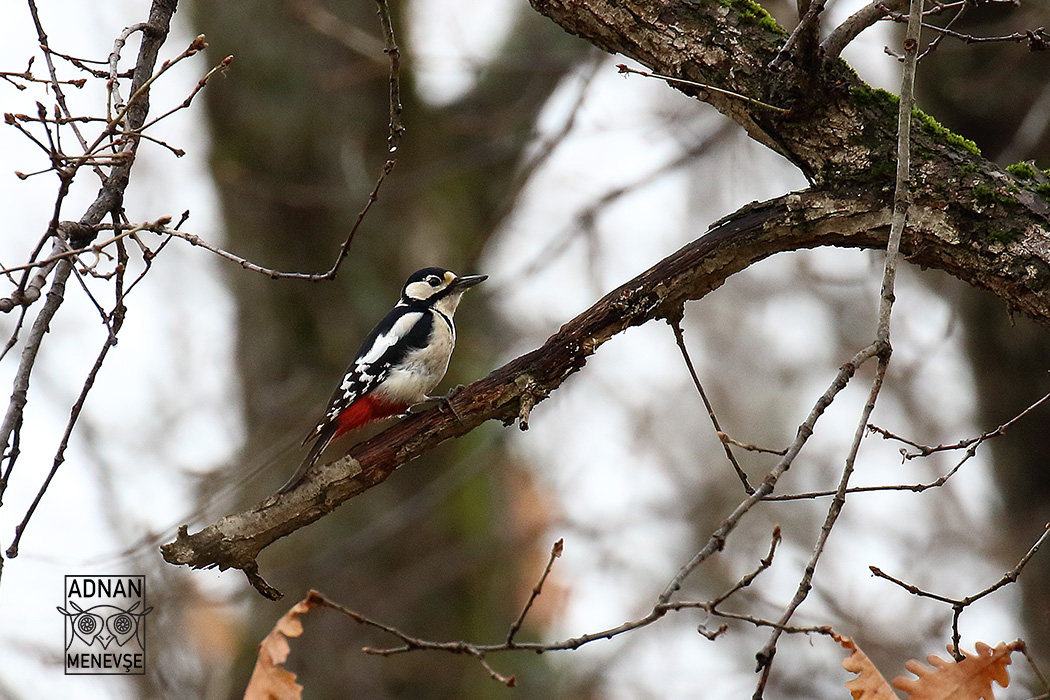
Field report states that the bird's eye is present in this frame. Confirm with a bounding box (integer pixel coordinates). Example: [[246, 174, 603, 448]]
[[426, 275, 442, 286]]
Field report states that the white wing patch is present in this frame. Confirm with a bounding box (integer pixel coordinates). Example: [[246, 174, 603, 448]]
[[373, 309, 454, 404], [356, 311, 423, 366]]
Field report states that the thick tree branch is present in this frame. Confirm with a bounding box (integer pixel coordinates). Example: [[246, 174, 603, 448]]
[[163, 0, 1050, 599], [527, 1, 1049, 233], [161, 179, 1050, 597]]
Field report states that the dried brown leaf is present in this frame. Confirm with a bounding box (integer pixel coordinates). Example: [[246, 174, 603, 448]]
[[892, 641, 1022, 700], [243, 591, 324, 700], [836, 634, 903, 700]]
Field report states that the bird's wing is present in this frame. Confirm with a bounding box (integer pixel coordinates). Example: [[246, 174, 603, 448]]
[[302, 308, 429, 444]]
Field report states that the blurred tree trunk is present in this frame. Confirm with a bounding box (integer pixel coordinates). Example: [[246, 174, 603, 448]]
[[916, 1, 1050, 661], [189, 0, 586, 696]]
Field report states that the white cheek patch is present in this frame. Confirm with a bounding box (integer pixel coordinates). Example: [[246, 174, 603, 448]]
[[404, 280, 437, 300], [357, 311, 423, 365]]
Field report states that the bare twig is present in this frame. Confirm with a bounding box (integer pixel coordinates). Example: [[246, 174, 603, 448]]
[[374, 0, 403, 153], [871, 524, 1050, 660], [668, 315, 753, 493], [707, 526, 782, 609], [138, 52, 233, 132], [158, 160, 394, 280], [615, 64, 790, 113], [26, 0, 95, 160], [822, 0, 909, 57], [884, 12, 1050, 50], [302, 528, 823, 688], [0, 219, 169, 278], [1017, 640, 1050, 697], [768, 389, 1050, 501], [869, 388, 1050, 459], [753, 0, 921, 689], [658, 341, 881, 610], [506, 539, 563, 645], [914, 1, 968, 60], [316, 155, 396, 280], [107, 23, 151, 120], [771, 0, 827, 69], [718, 432, 787, 456]]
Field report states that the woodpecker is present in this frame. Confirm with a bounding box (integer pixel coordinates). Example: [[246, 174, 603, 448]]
[[279, 267, 487, 493]]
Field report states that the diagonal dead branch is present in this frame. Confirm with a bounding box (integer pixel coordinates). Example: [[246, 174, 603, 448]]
[[164, 174, 1050, 595]]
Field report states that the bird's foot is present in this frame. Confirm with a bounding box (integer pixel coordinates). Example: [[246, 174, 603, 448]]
[[424, 385, 466, 422]]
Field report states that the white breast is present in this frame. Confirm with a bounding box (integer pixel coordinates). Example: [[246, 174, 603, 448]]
[[374, 312, 455, 404]]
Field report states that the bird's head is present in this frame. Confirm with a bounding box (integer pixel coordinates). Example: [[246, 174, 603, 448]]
[[401, 267, 487, 315]]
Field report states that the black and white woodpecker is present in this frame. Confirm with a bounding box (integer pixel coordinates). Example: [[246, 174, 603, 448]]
[[279, 267, 487, 493]]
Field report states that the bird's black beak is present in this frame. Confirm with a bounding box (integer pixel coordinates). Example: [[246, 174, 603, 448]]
[[451, 274, 487, 290]]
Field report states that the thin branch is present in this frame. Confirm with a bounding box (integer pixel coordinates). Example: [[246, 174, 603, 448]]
[[870, 524, 1050, 659], [771, 0, 827, 69], [822, 0, 909, 58], [657, 341, 881, 610], [159, 160, 394, 281], [138, 52, 233, 132], [6, 254, 129, 559], [615, 64, 790, 113], [707, 526, 782, 609], [0, 262, 72, 506], [718, 433, 787, 456], [754, 0, 921, 688], [869, 387, 1050, 459], [0, 219, 168, 278], [668, 315, 753, 493], [766, 389, 1050, 500], [107, 23, 151, 120], [884, 12, 1050, 50], [302, 529, 822, 688], [26, 0, 95, 160], [374, 0, 403, 154], [914, 1, 968, 60], [1018, 640, 1050, 697], [506, 539, 563, 645], [754, 353, 888, 694]]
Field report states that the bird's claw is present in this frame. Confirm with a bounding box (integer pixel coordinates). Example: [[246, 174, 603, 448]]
[[425, 385, 466, 422]]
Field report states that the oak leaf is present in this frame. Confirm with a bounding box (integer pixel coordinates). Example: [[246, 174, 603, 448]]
[[243, 591, 324, 700], [835, 634, 902, 700], [892, 641, 1022, 700]]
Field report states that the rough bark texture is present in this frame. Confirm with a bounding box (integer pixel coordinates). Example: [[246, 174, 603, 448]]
[[163, 0, 1050, 591], [162, 179, 1050, 590]]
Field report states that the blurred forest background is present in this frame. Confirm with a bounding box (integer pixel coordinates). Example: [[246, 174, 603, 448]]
[[0, 0, 1049, 698]]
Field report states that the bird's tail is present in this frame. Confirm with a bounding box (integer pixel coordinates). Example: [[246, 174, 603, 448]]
[[277, 423, 337, 494]]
